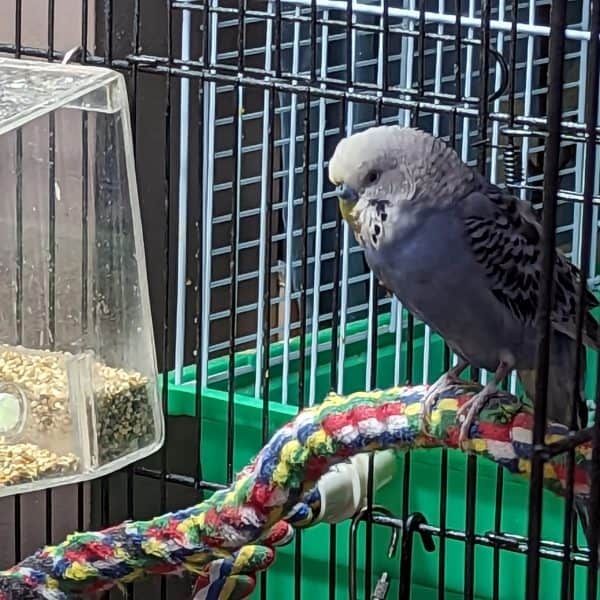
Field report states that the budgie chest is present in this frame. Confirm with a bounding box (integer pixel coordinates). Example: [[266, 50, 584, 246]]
[[360, 209, 538, 371]]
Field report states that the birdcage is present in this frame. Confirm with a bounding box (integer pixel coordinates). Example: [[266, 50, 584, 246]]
[[0, 1, 599, 599]]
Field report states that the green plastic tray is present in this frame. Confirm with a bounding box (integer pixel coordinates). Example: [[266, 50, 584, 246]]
[[167, 315, 597, 599]]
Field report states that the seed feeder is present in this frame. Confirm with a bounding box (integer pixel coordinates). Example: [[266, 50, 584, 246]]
[[0, 57, 164, 495]]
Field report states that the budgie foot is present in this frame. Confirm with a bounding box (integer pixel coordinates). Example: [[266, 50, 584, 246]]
[[456, 387, 496, 443], [422, 360, 469, 430], [456, 358, 513, 444]]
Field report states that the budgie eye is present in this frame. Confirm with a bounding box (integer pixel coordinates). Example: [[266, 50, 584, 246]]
[[366, 170, 380, 185]]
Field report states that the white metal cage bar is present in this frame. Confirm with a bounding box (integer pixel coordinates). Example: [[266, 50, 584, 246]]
[[170, 0, 600, 414]]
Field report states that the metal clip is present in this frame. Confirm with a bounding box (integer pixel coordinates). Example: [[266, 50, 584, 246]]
[[348, 505, 400, 600], [371, 571, 390, 600]]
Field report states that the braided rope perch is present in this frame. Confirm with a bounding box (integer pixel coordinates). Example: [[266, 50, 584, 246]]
[[0, 382, 592, 598]]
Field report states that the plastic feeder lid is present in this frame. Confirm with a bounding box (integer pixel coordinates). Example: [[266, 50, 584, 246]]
[[0, 57, 117, 136]]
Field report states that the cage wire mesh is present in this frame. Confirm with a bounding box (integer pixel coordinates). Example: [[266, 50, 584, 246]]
[[1, 0, 600, 599]]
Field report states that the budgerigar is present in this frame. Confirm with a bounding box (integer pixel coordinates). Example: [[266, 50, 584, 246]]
[[328, 127, 600, 539], [328, 124, 598, 432]]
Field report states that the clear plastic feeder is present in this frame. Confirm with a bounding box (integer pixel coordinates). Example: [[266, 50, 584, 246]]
[[0, 58, 164, 496]]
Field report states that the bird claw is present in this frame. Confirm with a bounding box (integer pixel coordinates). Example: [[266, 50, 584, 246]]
[[422, 371, 465, 432], [456, 390, 493, 444]]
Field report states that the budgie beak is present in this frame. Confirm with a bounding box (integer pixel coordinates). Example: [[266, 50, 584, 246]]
[[336, 184, 359, 231], [337, 183, 358, 203]]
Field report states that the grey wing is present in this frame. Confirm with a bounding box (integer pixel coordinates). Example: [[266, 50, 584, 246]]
[[459, 185, 600, 349]]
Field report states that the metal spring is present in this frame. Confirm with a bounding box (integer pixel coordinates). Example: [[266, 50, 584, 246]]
[[502, 140, 524, 187]]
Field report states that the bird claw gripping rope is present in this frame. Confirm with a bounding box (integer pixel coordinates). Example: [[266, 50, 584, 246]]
[[0, 382, 593, 599]]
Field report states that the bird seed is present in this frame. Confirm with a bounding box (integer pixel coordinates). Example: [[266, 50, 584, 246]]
[[0, 345, 156, 485]]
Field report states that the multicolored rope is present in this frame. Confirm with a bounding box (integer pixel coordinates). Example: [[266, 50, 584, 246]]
[[0, 382, 592, 598], [190, 520, 295, 600]]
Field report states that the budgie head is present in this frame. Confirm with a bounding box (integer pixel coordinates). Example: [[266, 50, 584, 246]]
[[328, 125, 479, 247]]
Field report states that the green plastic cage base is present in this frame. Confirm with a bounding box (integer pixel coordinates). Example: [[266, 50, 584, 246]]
[[167, 314, 597, 599]]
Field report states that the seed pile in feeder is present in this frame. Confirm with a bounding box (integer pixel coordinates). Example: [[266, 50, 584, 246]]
[[0, 443, 78, 487], [94, 362, 155, 462], [0, 345, 155, 481], [0, 348, 74, 435]]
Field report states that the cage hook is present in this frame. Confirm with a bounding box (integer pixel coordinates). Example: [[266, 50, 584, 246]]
[[486, 45, 510, 103], [404, 512, 435, 552], [61, 45, 83, 65], [348, 505, 400, 600], [397, 512, 436, 600], [460, 39, 509, 103]]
